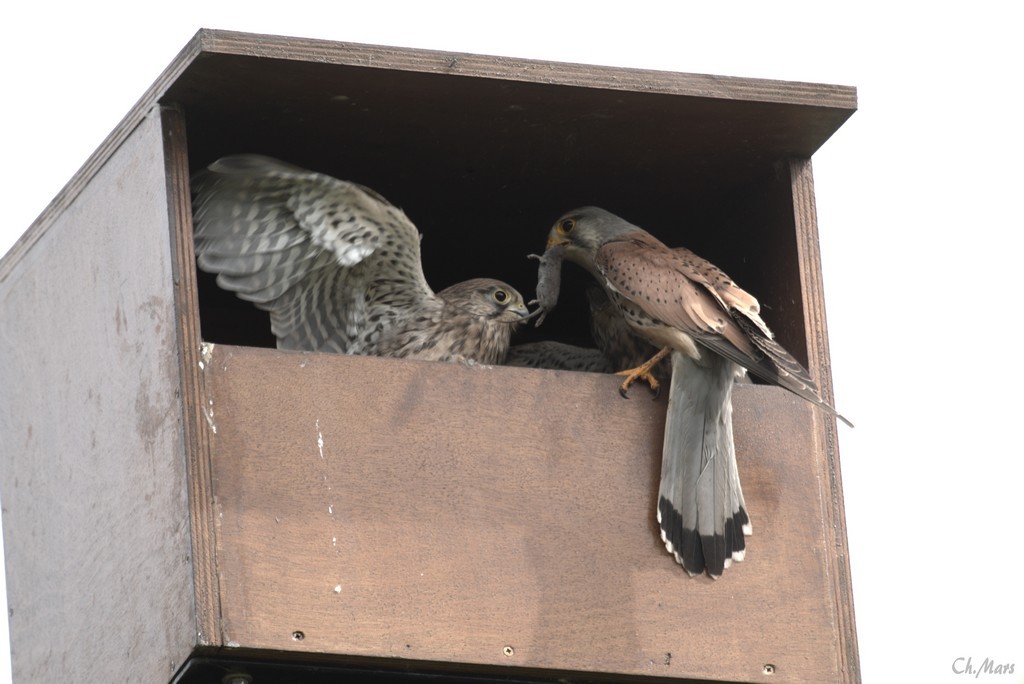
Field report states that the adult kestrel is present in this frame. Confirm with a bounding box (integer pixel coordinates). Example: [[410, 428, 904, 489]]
[[192, 155, 529, 364], [539, 206, 850, 578]]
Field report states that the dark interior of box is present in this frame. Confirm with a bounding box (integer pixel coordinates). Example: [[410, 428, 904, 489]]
[[165, 54, 828, 368], [175, 652, 707, 684]]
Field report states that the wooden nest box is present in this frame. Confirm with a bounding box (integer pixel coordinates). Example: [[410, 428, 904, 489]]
[[0, 29, 859, 683]]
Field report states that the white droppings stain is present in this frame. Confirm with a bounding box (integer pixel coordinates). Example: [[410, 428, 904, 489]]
[[200, 342, 215, 368], [226, 641, 240, 648], [333, 584, 342, 594], [328, 504, 334, 515], [332, 536, 337, 546], [202, 401, 217, 434], [316, 419, 324, 459]]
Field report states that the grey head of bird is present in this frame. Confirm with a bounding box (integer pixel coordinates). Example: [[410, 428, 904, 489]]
[[545, 206, 641, 268]]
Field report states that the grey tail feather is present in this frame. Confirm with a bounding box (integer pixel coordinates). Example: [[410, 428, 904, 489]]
[[657, 351, 751, 579]]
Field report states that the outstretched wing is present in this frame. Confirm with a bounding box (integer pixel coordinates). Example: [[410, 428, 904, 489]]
[[191, 154, 436, 353]]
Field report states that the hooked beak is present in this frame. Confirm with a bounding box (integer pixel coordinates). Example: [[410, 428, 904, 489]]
[[505, 301, 533, 329]]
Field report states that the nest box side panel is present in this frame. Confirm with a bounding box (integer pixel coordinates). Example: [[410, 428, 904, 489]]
[[0, 108, 196, 681]]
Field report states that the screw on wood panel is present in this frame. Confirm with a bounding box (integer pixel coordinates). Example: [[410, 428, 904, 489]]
[[222, 675, 252, 684], [502, 645, 515, 657], [763, 663, 776, 675], [292, 630, 305, 641]]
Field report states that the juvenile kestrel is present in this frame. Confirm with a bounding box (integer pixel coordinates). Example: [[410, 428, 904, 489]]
[[538, 206, 850, 578], [191, 155, 529, 365], [504, 339, 615, 372]]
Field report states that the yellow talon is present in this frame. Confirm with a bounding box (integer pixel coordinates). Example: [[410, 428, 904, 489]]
[[615, 346, 671, 398]]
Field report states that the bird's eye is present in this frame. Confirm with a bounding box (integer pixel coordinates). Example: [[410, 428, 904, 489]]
[[558, 218, 576, 234], [492, 289, 509, 303]]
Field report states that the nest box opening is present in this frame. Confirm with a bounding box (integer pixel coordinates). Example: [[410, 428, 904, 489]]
[[169, 52, 836, 368]]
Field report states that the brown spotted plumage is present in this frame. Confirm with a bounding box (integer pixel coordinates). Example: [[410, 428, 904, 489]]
[[192, 155, 529, 364], [540, 206, 850, 579]]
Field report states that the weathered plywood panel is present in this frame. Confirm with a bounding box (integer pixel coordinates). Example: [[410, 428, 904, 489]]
[[162, 104, 222, 647], [205, 345, 842, 683], [790, 158, 859, 682], [0, 108, 195, 681]]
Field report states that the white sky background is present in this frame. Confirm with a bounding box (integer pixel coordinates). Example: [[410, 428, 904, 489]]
[[1, 2, 1022, 682]]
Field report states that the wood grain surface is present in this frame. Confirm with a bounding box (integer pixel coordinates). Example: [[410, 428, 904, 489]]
[[195, 29, 857, 109], [203, 344, 846, 682], [790, 158, 859, 682], [0, 108, 196, 682], [163, 104, 222, 647]]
